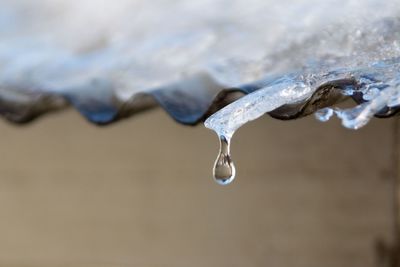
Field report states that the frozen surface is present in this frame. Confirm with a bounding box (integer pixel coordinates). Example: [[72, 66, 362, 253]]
[[205, 75, 314, 138], [205, 57, 400, 184], [0, 0, 400, 126], [206, 59, 400, 137]]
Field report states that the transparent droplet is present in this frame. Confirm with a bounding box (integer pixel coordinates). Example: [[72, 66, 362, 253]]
[[213, 135, 236, 185]]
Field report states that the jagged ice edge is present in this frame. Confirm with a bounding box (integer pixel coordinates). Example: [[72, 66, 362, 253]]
[[315, 78, 400, 129]]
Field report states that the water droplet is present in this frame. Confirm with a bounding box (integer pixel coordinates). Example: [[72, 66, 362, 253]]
[[213, 135, 236, 185]]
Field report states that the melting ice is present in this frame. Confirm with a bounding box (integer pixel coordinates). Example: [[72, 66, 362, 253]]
[[1, 0, 400, 184], [206, 61, 400, 184], [1, 0, 400, 100]]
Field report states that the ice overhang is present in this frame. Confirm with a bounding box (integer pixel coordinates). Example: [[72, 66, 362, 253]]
[[0, 0, 400, 131]]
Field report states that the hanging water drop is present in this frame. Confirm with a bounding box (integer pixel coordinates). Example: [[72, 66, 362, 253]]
[[213, 135, 236, 185]]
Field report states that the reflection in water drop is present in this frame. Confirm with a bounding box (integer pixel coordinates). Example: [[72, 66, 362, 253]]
[[213, 135, 236, 185]]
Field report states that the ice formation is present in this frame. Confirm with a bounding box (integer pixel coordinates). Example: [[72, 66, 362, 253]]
[[205, 57, 400, 184], [1, 0, 400, 126], [200, 0, 400, 184], [205, 75, 314, 138], [202, 0, 400, 145], [205, 59, 400, 136], [2, 0, 400, 183]]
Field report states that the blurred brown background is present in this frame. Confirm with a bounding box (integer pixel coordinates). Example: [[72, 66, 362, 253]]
[[0, 109, 394, 267]]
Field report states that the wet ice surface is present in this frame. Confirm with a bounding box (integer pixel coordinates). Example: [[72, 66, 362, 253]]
[[2, 1, 400, 183], [0, 0, 400, 184], [205, 60, 400, 183], [1, 0, 400, 125], [206, 59, 400, 136], [205, 74, 314, 138], [316, 72, 400, 130]]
